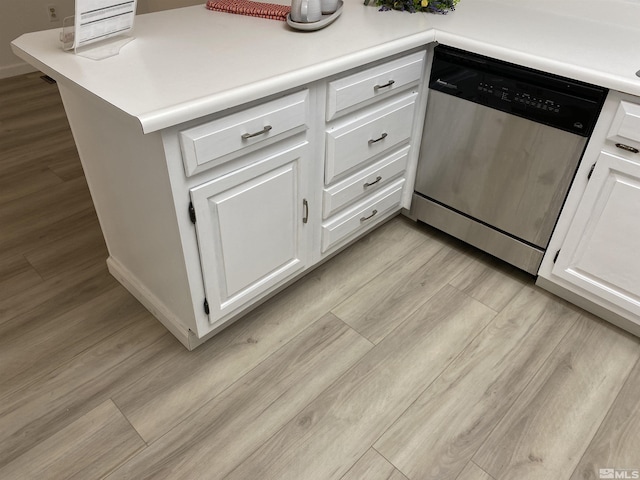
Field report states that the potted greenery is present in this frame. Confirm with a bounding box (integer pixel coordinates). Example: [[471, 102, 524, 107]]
[[364, 0, 459, 14]]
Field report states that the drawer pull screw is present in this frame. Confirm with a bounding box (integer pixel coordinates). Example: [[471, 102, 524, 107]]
[[242, 125, 272, 140], [374, 80, 395, 90], [360, 209, 378, 222], [363, 176, 382, 188], [368, 133, 388, 145]]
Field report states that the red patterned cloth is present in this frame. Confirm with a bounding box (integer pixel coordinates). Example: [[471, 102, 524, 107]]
[[206, 0, 291, 21]]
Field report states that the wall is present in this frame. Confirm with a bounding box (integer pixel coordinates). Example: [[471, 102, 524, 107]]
[[145, 0, 203, 11], [1, 0, 75, 78], [0, 0, 203, 79]]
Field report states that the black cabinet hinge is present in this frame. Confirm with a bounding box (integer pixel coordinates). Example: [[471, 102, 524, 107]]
[[204, 298, 210, 315], [587, 163, 596, 180], [189, 202, 196, 224], [553, 249, 560, 263]]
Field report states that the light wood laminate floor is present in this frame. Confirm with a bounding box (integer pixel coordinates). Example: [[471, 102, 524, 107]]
[[2, 72, 640, 480]]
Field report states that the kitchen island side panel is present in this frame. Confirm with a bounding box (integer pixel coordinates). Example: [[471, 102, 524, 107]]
[[57, 82, 201, 342]]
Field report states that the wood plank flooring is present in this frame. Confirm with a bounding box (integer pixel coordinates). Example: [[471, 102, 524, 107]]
[[2, 72, 640, 479]]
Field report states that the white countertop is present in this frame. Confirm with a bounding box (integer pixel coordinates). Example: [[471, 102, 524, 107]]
[[11, 0, 640, 133]]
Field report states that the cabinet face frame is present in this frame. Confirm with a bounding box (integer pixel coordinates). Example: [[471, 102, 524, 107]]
[[552, 150, 640, 319], [190, 142, 310, 325]]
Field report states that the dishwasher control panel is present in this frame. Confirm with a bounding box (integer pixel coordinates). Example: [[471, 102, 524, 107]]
[[430, 45, 608, 136]]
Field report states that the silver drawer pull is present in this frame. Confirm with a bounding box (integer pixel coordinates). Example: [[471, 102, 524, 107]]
[[368, 133, 387, 145], [302, 199, 309, 224], [360, 209, 378, 222], [374, 80, 395, 90], [616, 143, 639, 154], [363, 176, 382, 188], [242, 125, 272, 140]]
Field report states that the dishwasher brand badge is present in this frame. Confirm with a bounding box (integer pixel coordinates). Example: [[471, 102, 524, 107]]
[[435, 79, 458, 90], [599, 468, 640, 479]]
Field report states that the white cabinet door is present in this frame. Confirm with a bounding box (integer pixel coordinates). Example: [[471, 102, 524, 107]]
[[552, 150, 640, 318], [190, 142, 309, 323]]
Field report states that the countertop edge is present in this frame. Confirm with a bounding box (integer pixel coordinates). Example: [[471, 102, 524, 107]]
[[135, 30, 437, 133], [11, 7, 640, 134]]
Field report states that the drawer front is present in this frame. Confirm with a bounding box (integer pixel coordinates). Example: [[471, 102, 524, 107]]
[[322, 178, 405, 253], [323, 145, 409, 218], [180, 90, 309, 176], [326, 51, 425, 120], [326, 93, 416, 183], [608, 100, 640, 155]]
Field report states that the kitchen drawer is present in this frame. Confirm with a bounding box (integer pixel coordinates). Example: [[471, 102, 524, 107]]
[[326, 51, 425, 120], [607, 100, 640, 155], [179, 90, 309, 176], [322, 178, 405, 253], [325, 93, 416, 184], [323, 145, 409, 218]]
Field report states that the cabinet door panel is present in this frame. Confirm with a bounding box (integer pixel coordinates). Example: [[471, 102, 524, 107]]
[[553, 151, 640, 317], [191, 143, 308, 322]]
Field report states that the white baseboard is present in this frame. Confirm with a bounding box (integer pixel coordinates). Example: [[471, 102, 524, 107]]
[[106, 256, 198, 350], [536, 276, 640, 338], [0, 62, 37, 79]]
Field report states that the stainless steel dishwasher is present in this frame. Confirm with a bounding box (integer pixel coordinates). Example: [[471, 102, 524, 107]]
[[412, 45, 607, 274]]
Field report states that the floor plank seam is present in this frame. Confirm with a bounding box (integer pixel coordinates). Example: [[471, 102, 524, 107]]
[[122, 313, 372, 457], [332, 315, 376, 348], [470, 460, 496, 480], [468, 310, 582, 478], [0, 320, 169, 411], [337, 449, 372, 480], [372, 446, 410, 479], [567, 351, 640, 480], [331, 250, 469, 346], [0, 258, 111, 328], [112, 397, 150, 447], [331, 274, 442, 346], [217, 325, 382, 478], [447, 280, 528, 315], [22, 254, 46, 283], [3, 73, 640, 480], [328, 236, 436, 318], [367, 284, 500, 463]]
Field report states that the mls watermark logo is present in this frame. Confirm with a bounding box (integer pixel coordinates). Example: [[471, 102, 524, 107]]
[[599, 468, 640, 479]]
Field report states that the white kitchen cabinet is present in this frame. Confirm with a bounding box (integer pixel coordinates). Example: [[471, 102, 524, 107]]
[[326, 51, 426, 121], [179, 91, 309, 176], [190, 142, 311, 321], [551, 150, 640, 318], [323, 146, 410, 218], [320, 50, 427, 256], [538, 91, 640, 336], [33, 48, 427, 350], [324, 93, 417, 184], [321, 178, 405, 252]]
